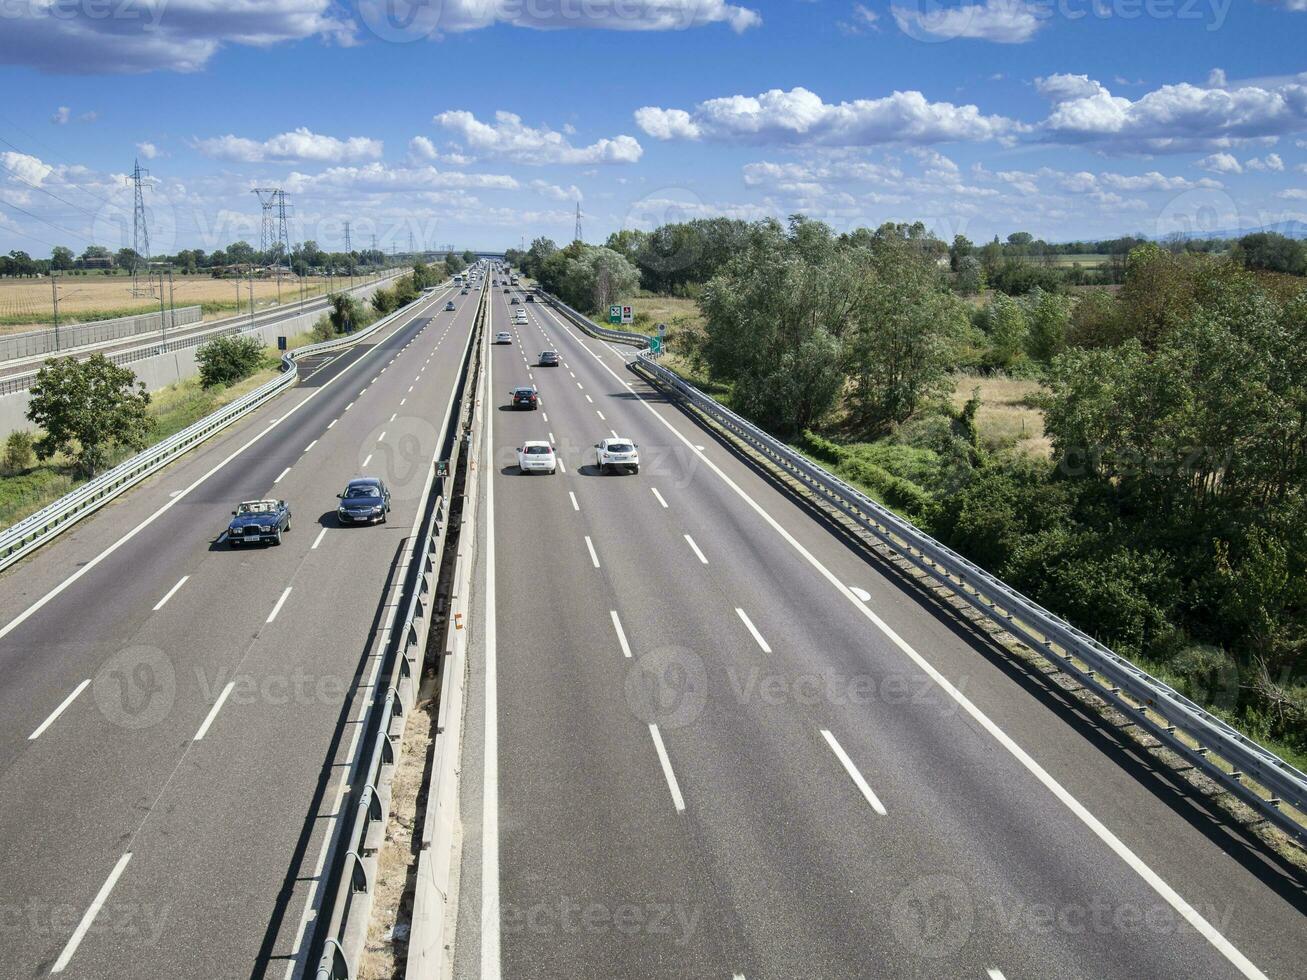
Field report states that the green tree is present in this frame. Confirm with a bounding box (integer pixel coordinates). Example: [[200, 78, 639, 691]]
[[444, 250, 466, 274], [26, 355, 152, 477], [982, 292, 1028, 369], [3, 430, 35, 473], [955, 255, 984, 296], [196, 335, 265, 389], [1024, 288, 1072, 362], [329, 293, 363, 334], [50, 246, 75, 271]]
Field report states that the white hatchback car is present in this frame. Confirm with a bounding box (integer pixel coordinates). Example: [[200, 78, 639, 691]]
[[595, 437, 639, 474], [517, 440, 557, 474]]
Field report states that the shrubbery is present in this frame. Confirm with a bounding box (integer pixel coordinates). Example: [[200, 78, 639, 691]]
[[196, 334, 264, 389]]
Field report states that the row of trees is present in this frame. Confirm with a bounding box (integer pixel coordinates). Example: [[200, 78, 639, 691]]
[[0, 243, 480, 280], [508, 238, 641, 315]]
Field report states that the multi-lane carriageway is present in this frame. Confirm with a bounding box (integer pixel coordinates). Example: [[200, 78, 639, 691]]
[[0, 274, 1303, 979], [0, 282, 476, 978]]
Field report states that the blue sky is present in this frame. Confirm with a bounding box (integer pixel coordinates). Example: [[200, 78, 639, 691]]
[[1, 0, 1305, 256]]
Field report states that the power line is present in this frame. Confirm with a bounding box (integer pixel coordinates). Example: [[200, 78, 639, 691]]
[[0, 160, 99, 220], [0, 198, 89, 242]]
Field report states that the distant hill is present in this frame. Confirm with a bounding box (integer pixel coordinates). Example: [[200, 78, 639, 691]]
[[1173, 220, 1307, 241]]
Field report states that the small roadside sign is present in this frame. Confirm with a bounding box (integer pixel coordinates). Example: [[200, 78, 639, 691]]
[[621, 305, 634, 325], [609, 304, 622, 324], [649, 336, 663, 354]]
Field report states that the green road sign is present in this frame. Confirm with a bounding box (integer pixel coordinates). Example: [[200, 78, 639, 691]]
[[609, 304, 622, 324], [649, 336, 663, 354]]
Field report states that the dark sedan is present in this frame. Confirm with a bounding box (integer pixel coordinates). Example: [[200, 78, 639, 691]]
[[336, 478, 392, 525], [227, 499, 291, 546], [538, 350, 560, 367], [509, 386, 538, 410]]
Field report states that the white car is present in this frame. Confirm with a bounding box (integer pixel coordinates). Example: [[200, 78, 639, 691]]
[[595, 437, 639, 474], [517, 440, 557, 474], [494, 331, 512, 344], [513, 310, 527, 322]]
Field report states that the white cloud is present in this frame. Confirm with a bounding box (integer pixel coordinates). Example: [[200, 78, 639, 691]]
[[1, 151, 55, 187], [51, 106, 70, 125], [1245, 153, 1285, 171], [0, 1, 354, 74], [1261, 0, 1307, 10], [635, 86, 1020, 146], [409, 136, 439, 162], [434, 111, 642, 164], [136, 142, 160, 160], [357, 0, 759, 37], [1036, 72, 1307, 152], [1196, 152, 1243, 173], [284, 163, 519, 194], [193, 128, 384, 164], [1279, 188, 1307, 199], [1097, 170, 1221, 191], [892, 0, 1044, 43], [529, 180, 583, 201]]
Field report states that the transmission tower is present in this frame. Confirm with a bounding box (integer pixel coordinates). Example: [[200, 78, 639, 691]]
[[574, 202, 583, 243], [344, 221, 352, 254], [408, 230, 415, 257], [253, 188, 277, 259], [131, 159, 153, 296], [275, 190, 291, 273]]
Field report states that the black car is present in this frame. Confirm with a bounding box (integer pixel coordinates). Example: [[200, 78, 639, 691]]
[[525, 294, 535, 303], [510, 386, 538, 410], [445, 301, 456, 311], [227, 499, 291, 546], [538, 350, 560, 367], [336, 478, 392, 525], [510, 297, 519, 305]]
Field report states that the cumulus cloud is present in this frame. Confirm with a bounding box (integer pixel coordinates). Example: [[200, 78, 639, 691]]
[[1036, 72, 1307, 152], [433, 111, 642, 164], [892, 0, 1044, 43], [51, 106, 70, 125], [635, 86, 1021, 146], [529, 180, 583, 201], [192, 128, 384, 164], [1197, 152, 1243, 173], [355, 0, 758, 38], [136, 142, 161, 160], [1245, 153, 1285, 171], [0, 1, 354, 74], [283, 163, 519, 194], [1, 151, 55, 187]]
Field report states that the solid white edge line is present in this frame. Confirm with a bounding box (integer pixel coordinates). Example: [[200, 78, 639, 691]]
[[50, 851, 133, 973], [648, 724, 686, 812], [193, 681, 236, 741], [311, 527, 327, 550], [651, 487, 669, 509], [483, 295, 503, 980], [821, 728, 888, 816], [735, 608, 772, 653], [546, 297, 1268, 979], [683, 534, 708, 565], [28, 678, 90, 740], [610, 611, 633, 659], [584, 535, 600, 568], [153, 575, 190, 611], [266, 586, 292, 623]]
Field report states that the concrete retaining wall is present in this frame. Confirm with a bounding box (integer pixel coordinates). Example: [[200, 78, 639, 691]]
[[0, 306, 204, 362]]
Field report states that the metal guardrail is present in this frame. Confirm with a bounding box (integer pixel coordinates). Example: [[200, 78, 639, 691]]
[[0, 270, 402, 395], [546, 291, 1307, 844], [0, 306, 204, 363], [0, 282, 453, 574], [311, 281, 486, 980]]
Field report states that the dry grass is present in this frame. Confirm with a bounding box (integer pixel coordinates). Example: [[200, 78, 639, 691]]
[[951, 373, 1050, 457], [613, 292, 704, 335], [0, 273, 375, 332]]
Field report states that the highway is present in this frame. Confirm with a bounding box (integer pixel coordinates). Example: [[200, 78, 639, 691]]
[[449, 284, 1307, 979], [0, 280, 479, 978]]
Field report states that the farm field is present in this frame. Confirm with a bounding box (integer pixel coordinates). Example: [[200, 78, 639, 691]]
[[0, 270, 390, 334]]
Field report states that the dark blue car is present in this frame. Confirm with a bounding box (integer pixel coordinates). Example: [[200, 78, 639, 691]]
[[227, 499, 291, 546], [336, 478, 392, 525]]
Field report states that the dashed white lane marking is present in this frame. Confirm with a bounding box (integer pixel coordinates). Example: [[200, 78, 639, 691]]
[[312, 528, 327, 550], [569, 491, 579, 511], [735, 608, 772, 653], [584, 536, 600, 568], [596, 410, 606, 420], [193, 681, 236, 741], [821, 729, 888, 816], [651, 488, 669, 509], [266, 587, 292, 623], [304, 440, 318, 452], [328, 419, 338, 429], [28, 679, 91, 740], [362, 453, 373, 468], [649, 724, 686, 813], [50, 852, 133, 973], [585, 395, 593, 403], [274, 466, 292, 484], [153, 576, 190, 611], [683, 534, 708, 565], [610, 611, 633, 659]]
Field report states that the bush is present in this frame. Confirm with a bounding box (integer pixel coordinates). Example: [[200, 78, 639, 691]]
[[4, 430, 35, 473], [196, 334, 264, 389]]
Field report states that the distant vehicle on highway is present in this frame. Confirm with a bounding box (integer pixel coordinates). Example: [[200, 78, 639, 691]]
[[510, 297, 519, 305], [525, 294, 535, 303], [503, 287, 511, 294], [494, 331, 512, 344], [445, 301, 456, 311], [595, 438, 639, 474], [513, 310, 527, 322], [516, 440, 557, 474], [461, 288, 469, 295], [538, 350, 559, 366], [509, 385, 539, 410], [227, 499, 291, 546], [336, 478, 391, 525]]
